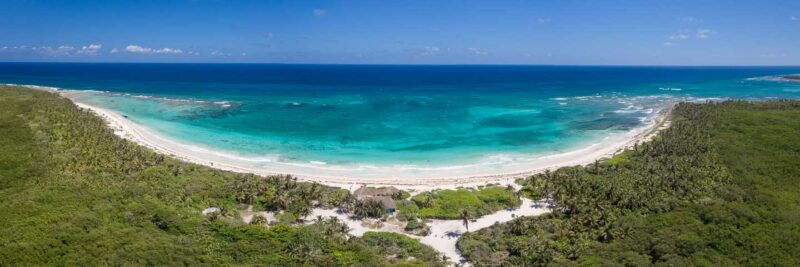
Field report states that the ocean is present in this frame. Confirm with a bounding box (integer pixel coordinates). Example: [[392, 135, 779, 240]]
[[2, 63, 799, 177]]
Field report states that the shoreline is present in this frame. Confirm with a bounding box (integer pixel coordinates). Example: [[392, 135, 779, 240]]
[[20, 85, 673, 190]]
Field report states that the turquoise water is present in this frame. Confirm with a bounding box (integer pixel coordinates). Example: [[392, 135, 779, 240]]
[[2, 63, 800, 172]]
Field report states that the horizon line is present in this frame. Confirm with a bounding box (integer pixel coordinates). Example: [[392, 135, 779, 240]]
[[1, 61, 800, 68]]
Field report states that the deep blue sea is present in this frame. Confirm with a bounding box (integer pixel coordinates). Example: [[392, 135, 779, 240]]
[[2, 63, 799, 176]]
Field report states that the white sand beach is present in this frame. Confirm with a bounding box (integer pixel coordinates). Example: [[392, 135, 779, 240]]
[[57, 88, 672, 190]]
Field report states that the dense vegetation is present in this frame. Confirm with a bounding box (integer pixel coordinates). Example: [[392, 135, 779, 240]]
[[229, 173, 350, 223], [0, 86, 444, 266], [408, 186, 521, 220], [361, 232, 442, 262], [458, 101, 800, 266]]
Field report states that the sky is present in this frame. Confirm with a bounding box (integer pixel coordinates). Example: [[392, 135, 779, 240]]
[[1, 0, 799, 65]]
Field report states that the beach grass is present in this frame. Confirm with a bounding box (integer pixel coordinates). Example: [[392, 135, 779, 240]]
[[410, 186, 520, 219]]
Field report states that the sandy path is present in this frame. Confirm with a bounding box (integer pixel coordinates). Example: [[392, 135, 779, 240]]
[[418, 198, 551, 264], [250, 197, 551, 265], [236, 181, 551, 264]]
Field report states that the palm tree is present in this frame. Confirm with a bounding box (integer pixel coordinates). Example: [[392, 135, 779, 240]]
[[340, 193, 356, 213], [354, 199, 385, 219], [422, 193, 434, 208], [509, 219, 527, 235], [293, 202, 312, 221], [308, 182, 321, 200], [594, 159, 600, 173], [328, 217, 349, 235], [274, 193, 289, 211], [461, 209, 471, 232], [250, 214, 268, 225]]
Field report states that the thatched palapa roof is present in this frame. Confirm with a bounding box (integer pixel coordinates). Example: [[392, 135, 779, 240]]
[[353, 185, 399, 210], [353, 185, 400, 198]]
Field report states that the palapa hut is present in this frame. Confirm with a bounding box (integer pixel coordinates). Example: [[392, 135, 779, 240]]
[[353, 185, 399, 214]]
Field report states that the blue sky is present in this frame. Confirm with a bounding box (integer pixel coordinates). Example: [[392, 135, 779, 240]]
[[1, 0, 799, 65]]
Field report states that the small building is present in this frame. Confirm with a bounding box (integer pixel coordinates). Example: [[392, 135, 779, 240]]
[[354, 185, 400, 214]]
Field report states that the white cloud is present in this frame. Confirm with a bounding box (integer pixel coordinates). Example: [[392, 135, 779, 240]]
[[696, 28, 712, 38], [1, 45, 34, 52], [2, 44, 103, 56], [125, 45, 183, 54], [154, 47, 183, 54], [665, 30, 690, 44], [0, 46, 24, 52], [418, 46, 440, 56], [77, 44, 102, 55], [537, 17, 551, 23], [110, 48, 119, 54], [313, 9, 326, 17], [57, 46, 75, 52], [466, 47, 487, 55], [38, 45, 76, 56], [669, 33, 689, 40], [125, 45, 151, 53], [209, 51, 233, 56]]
